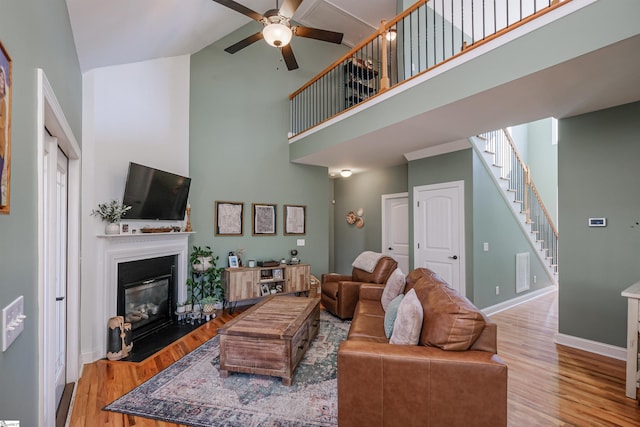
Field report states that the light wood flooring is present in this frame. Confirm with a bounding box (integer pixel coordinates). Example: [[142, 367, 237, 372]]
[[68, 292, 640, 426]]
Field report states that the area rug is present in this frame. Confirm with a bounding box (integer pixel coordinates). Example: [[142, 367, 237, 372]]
[[104, 310, 350, 427]]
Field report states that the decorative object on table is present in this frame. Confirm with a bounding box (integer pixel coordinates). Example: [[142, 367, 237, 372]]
[[235, 248, 246, 267], [346, 208, 365, 228], [0, 40, 12, 215], [247, 259, 256, 268], [214, 200, 243, 235], [228, 255, 239, 268], [184, 203, 192, 232], [289, 249, 300, 264], [284, 204, 306, 235], [91, 200, 132, 234], [252, 202, 277, 235], [104, 311, 348, 426]]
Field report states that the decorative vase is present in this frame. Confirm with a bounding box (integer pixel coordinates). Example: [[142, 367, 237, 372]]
[[105, 222, 120, 235]]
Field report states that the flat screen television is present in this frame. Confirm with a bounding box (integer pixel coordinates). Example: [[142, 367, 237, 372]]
[[122, 162, 191, 221]]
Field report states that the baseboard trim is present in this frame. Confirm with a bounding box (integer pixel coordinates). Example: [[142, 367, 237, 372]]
[[482, 285, 557, 316], [555, 333, 626, 361]]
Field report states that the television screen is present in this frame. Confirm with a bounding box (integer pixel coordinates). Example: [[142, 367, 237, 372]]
[[122, 162, 191, 221]]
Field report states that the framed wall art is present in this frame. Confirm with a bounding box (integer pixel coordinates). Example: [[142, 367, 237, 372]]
[[252, 203, 277, 236], [0, 40, 12, 214], [215, 201, 244, 236], [284, 204, 306, 235]]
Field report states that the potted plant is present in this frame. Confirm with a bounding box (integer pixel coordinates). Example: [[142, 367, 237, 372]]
[[190, 245, 215, 272], [91, 199, 131, 234], [200, 296, 217, 313], [176, 300, 186, 313]]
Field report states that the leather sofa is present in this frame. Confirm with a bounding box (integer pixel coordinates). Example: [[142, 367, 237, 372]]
[[321, 255, 397, 319], [338, 268, 508, 427]]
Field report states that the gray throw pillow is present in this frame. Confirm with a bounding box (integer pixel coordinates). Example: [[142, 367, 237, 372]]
[[384, 294, 404, 338]]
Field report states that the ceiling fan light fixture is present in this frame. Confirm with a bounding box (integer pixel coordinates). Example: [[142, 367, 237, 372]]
[[340, 169, 352, 178], [263, 22, 293, 47]]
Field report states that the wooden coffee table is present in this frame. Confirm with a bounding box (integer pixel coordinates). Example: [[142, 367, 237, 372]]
[[218, 295, 320, 386]]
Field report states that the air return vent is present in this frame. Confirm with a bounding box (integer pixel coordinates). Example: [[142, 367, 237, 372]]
[[516, 252, 530, 293]]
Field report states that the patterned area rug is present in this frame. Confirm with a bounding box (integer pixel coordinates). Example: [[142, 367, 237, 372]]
[[104, 310, 349, 426]]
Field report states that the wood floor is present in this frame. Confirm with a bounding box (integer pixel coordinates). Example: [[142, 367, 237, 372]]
[[68, 292, 640, 426]]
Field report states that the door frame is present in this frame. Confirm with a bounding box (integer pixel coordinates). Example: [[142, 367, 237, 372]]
[[413, 180, 466, 296], [37, 69, 81, 425], [381, 192, 409, 271]]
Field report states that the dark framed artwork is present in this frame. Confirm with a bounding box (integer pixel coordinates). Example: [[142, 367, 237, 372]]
[[284, 204, 306, 235], [252, 203, 277, 236], [0, 40, 12, 214], [215, 201, 244, 236]]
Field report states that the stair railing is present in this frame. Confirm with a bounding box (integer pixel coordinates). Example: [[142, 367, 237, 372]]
[[480, 128, 558, 274], [289, 0, 570, 137]]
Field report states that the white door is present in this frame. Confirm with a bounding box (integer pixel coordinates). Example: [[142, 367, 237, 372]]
[[413, 181, 465, 295], [382, 193, 409, 274], [44, 138, 68, 410]]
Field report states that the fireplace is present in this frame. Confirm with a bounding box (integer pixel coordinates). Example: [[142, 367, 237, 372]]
[[117, 255, 177, 340]]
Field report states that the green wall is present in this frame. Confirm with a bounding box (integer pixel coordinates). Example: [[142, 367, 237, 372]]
[[559, 101, 640, 347], [331, 164, 408, 274], [0, 0, 82, 423], [526, 118, 558, 225], [408, 149, 474, 297], [189, 24, 348, 278]]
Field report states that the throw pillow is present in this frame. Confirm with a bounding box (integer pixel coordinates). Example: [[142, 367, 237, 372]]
[[390, 288, 424, 345], [381, 268, 406, 311], [384, 294, 404, 338]]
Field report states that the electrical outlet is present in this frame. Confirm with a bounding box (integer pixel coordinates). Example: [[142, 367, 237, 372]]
[[3, 296, 26, 352], [495, 286, 500, 295]]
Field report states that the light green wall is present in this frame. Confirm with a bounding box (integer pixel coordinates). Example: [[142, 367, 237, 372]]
[[472, 150, 553, 308], [408, 149, 474, 297], [189, 24, 348, 278], [559, 101, 640, 347], [331, 165, 408, 274], [527, 118, 558, 225], [0, 0, 82, 423]]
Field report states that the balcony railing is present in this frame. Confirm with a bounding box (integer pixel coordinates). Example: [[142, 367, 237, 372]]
[[289, 0, 568, 137]]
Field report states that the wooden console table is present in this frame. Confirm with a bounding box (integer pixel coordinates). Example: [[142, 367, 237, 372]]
[[218, 295, 320, 385], [223, 263, 310, 305], [622, 281, 640, 399]]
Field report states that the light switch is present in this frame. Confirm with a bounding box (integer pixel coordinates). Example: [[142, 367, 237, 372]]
[[3, 296, 26, 352], [483, 242, 489, 252], [297, 239, 305, 247]]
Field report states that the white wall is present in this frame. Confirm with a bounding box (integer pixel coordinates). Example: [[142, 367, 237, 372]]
[[80, 55, 191, 364]]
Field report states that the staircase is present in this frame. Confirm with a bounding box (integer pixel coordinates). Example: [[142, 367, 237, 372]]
[[471, 129, 558, 285]]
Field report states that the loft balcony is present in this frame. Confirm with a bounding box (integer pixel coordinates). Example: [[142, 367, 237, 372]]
[[288, 0, 640, 176]]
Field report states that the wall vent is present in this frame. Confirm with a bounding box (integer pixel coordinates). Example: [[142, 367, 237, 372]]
[[516, 252, 530, 293]]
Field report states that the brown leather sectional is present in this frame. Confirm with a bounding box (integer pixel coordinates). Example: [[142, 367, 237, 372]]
[[337, 268, 508, 427]]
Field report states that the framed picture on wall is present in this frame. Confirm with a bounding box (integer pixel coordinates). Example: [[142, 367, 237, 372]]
[[252, 203, 277, 236], [284, 204, 306, 235], [215, 201, 244, 236], [0, 40, 12, 214]]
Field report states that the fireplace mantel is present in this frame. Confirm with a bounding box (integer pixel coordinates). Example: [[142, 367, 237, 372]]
[[90, 231, 192, 362]]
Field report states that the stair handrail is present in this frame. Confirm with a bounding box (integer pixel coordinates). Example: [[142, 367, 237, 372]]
[[529, 180, 559, 240]]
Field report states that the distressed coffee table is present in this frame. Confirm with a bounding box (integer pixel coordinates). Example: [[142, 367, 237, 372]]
[[218, 295, 320, 386]]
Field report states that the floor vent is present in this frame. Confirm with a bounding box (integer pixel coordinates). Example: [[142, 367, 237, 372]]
[[516, 252, 530, 293]]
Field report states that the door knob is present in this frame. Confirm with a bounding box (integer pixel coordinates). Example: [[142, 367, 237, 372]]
[[388, 247, 393, 250], [449, 255, 458, 260]]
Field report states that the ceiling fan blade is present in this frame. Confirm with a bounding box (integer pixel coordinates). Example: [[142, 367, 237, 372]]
[[281, 44, 299, 70], [279, 0, 303, 19], [211, 0, 264, 22], [293, 26, 343, 44], [224, 32, 264, 54]]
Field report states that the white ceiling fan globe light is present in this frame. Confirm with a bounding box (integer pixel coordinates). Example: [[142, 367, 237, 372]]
[[340, 169, 352, 178], [263, 23, 293, 47]]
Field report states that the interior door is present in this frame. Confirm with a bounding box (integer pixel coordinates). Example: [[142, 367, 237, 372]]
[[382, 193, 409, 273], [413, 181, 465, 295], [44, 136, 68, 409]]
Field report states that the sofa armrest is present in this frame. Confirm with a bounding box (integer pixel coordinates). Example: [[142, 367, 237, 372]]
[[338, 340, 507, 427], [336, 281, 364, 318], [321, 273, 352, 284], [359, 283, 386, 301]]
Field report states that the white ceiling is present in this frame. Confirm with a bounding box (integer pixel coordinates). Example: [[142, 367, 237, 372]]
[[66, 0, 397, 72]]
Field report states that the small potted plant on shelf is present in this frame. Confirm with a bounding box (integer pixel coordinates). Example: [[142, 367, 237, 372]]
[[91, 199, 131, 235], [200, 296, 218, 313]]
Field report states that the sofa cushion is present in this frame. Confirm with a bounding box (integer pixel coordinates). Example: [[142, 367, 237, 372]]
[[384, 294, 404, 338], [348, 313, 388, 342], [414, 279, 486, 351], [351, 256, 398, 284], [381, 268, 406, 311], [390, 288, 423, 345]]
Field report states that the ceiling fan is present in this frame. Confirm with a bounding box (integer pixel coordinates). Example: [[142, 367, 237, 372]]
[[213, 0, 344, 70]]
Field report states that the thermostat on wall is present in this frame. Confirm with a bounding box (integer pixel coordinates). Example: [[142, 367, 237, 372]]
[[588, 218, 607, 227]]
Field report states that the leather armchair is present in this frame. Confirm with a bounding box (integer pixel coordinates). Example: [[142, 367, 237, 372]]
[[321, 255, 397, 319]]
